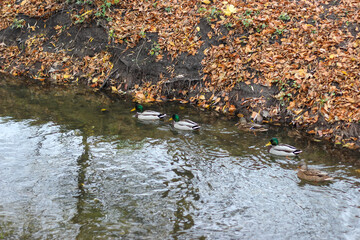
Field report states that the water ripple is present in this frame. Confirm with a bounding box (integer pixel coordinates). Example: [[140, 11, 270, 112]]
[[0, 82, 359, 239]]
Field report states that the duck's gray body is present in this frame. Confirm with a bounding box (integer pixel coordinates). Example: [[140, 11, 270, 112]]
[[136, 110, 166, 120], [172, 119, 200, 130]]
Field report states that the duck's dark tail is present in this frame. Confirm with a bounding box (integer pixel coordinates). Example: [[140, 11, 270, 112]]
[[192, 125, 201, 130], [158, 113, 167, 119], [294, 149, 302, 155]]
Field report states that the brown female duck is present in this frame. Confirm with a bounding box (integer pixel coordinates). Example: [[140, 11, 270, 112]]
[[297, 162, 334, 182]]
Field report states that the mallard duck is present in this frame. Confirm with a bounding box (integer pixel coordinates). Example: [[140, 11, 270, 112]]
[[131, 103, 166, 120], [251, 110, 263, 124], [169, 114, 200, 131], [237, 117, 268, 132], [297, 161, 334, 182], [265, 137, 302, 156]]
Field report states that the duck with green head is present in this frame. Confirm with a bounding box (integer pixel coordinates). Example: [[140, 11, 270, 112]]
[[169, 114, 200, 131], [297, 161, 333, 182], [265, 137, 302, 156], [131, 103, 166, 120]]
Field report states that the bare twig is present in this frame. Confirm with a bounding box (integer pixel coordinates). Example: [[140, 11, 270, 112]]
[[100, 68, 118, 90]]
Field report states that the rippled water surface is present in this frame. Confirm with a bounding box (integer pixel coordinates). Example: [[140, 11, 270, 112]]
[[0, 76, 359, 239]]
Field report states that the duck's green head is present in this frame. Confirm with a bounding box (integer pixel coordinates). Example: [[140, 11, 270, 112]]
[[170, 114, 180, 122], [266, 137, 279, 146], [131, 103, 143, 113]]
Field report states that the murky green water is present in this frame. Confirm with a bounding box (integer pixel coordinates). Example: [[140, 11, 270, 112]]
[[0, 75, 359, 239]]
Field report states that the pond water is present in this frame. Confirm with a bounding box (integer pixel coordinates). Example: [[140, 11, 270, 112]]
[[0, 75, 359, 239]]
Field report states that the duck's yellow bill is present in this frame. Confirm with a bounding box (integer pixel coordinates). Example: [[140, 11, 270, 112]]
[[131, 108, 136, 112], [169, 118, 173, 121], [265, 142, 271, 146]]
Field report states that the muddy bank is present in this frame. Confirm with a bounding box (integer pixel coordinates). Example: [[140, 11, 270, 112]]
[[0, 1, 359, 153]]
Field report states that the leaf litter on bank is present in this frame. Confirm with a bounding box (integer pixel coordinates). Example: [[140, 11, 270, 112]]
[[0, 0, 359, 148]]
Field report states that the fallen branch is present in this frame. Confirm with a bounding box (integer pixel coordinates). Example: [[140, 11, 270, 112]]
[[100, 68, 118, 90]]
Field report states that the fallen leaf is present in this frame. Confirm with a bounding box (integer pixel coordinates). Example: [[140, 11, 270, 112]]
[[111, 86, 117, 93], [223, 4, 237, 16]]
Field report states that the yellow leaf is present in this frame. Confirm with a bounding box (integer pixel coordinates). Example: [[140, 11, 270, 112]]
[[199, 95, 206, 100], [329, 54, 337, 59], [223, 4, 237, 16], [135, 92, 145, 100], [29, 25, 36, 31], [83, 10, 93, 16], [111, 86, 117, 93], [92, 77, 98, 82], [196, 26, 200, 32], [63, 74, 71, 79], [202, 0, 211, 4], [292, 109, 302, 115], [294, 69, 306, 79], [343, 142, 357, 149]]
